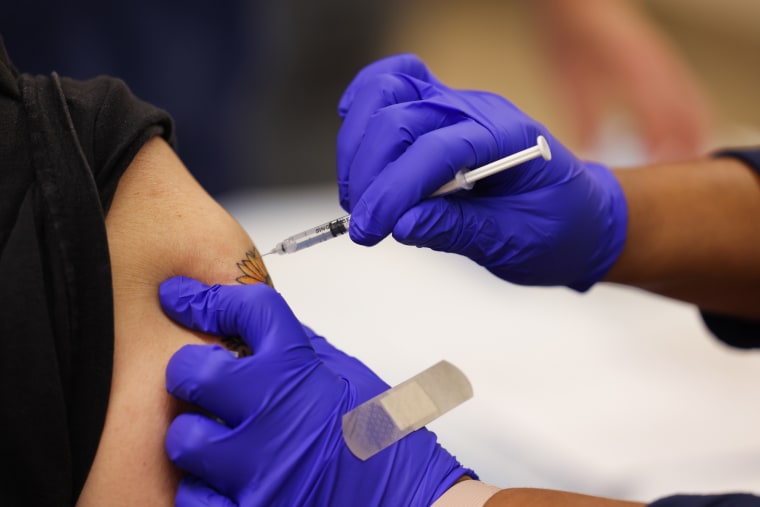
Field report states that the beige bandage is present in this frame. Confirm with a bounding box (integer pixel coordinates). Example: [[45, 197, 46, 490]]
[[342, 360, 473, 461]]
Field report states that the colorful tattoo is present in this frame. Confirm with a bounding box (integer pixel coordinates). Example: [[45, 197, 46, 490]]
[[222, 246, 273, 357], [235, 247, 272, 287]]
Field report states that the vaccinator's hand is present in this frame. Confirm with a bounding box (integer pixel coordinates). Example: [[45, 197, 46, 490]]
[[337, 54, 627, 290]]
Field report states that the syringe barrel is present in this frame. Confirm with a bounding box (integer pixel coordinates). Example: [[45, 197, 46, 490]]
[[282, 215, 351, 253]]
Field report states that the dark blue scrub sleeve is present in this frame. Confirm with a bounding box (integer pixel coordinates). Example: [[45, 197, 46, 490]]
[[650, 494, 760, 507], [700, 146, 760, 348]]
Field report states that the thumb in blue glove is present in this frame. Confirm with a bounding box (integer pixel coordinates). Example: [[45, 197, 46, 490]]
[[160, 276, 473, 506], [337, 53, 627, 291]]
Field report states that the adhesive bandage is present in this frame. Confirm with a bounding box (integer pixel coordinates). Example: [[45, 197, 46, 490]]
[[342, 360, 473, 460]]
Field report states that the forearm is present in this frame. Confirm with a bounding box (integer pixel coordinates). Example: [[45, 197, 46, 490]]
[[485, 488, 643, 507], [605, 156, 760, 318], [433, 479, 642, 507]]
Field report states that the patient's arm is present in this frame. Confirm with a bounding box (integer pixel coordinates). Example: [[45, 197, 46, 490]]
[[77, 137, 269, 505]]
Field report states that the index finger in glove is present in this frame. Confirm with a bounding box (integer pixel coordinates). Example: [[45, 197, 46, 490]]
[[349, 119, 498, 246], [159, 276, 309, 356], [166, 344, 272, 427], [342, 88, 477, 213], [337, 73, 436, 211], [166, 413, 246, 495], [338, 53, 439, 117]]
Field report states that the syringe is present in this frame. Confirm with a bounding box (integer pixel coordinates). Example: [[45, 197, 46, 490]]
[[264, 136, 551, 256], [265, 214, 351, 255]]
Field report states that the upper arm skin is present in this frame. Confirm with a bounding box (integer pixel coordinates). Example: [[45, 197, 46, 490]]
[[77, 137, 270, 505]]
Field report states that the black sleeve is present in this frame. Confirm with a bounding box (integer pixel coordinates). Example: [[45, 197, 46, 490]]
[[699, 147, 760, 349], [56, 73, 175, 211], [0, 37, 174, 505], [700, 312, 760, 349], [650, 494, 760, 507]]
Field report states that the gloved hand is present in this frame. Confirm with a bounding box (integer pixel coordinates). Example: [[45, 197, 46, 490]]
[[337, 54, 628, 291], [160, 276, 472, 507]]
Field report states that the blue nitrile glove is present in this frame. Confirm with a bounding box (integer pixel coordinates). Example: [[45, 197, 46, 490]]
[[160, 276, 472, 507], [337, 54, 627, 291]]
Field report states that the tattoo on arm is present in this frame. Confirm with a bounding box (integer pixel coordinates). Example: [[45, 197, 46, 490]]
[[221, 247, 273, 356], [235, 247, 273, 287]]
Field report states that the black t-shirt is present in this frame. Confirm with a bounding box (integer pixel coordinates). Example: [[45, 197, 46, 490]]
[[0, 37, 173, 505]]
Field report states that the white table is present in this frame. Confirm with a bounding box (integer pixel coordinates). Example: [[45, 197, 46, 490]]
[[221, 185, 760, 503]]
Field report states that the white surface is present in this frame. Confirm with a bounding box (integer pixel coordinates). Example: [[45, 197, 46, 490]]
[[221, 186, 760, 503]]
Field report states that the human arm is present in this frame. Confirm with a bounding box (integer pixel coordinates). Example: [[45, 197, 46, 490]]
[[78, 137, 273, 505], [606, 154, 760, 319], [484, 487, 642, 507], [530, 0, 711, 162], [483, 490, 760, 507], [431, 479, 645, 507], [1, 38, 270, 503]]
